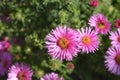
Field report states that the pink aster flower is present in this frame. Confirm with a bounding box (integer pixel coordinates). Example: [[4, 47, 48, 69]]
[[0, 39, 10, 51], [109, 28, 120, 48], [115, 18, 120, 28], [89, 13, 111, 34], [77, 27, 100, 53], [7, 63, 33, 80], [0, 51, 12, 76], [40, 72, 64, 80], [89, 0, 98, 7], [105, 46, 120, 75], [45, 25, 79, 61]]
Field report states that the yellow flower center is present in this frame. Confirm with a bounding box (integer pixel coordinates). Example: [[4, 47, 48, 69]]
[[57, 38, 69, 49], [98, 22, 105, 29], [17, 72, 25, 80], [82, 36, 91, 45], [115, 54, 120, 65]]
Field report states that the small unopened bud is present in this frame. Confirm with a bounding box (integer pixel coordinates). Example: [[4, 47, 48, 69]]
[[89, 0, 98, 7]]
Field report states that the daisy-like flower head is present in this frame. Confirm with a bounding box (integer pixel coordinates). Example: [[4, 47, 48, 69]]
[[109, 28, 120, 48], [89, 0, 98, 7], [115, 18, 120, 28], [7, 63, 33, 80], [89, 13, 111, 34], [105, 46, 120, 75], [0, 51, 12, 76], [40, 72, 64, 80], [45, 25, 79, 61], [77, 27, 100, 53], [0, 39, 10, 51]]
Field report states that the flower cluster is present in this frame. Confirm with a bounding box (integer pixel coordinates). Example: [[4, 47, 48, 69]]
[[0, 12, 119, 80], [45, 13, 112, 60], [45, 25, 101, 61], [1, 0, 120, 80], [45, 13, 120, 76]]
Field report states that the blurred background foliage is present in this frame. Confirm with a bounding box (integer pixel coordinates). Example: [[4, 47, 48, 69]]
[[0, 0, 120, 80]]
